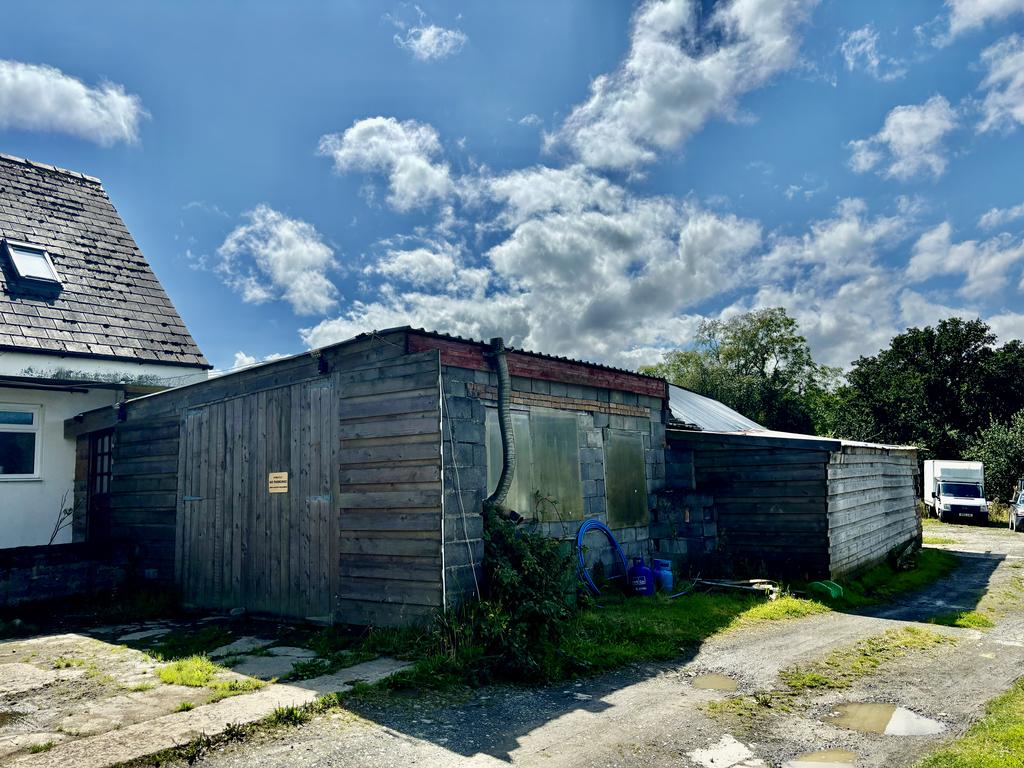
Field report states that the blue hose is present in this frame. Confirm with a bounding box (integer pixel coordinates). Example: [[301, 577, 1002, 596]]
[[576, 519, 629, 596]]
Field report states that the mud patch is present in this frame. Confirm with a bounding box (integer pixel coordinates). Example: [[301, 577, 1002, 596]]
[[828, 703, 945, 735], [783, 748, 857, 767], [693, 673, 739, 691]]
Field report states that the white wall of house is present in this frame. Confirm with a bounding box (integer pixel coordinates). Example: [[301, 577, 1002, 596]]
[[0, 386, 120, 548], [0, 351, 208, 387]]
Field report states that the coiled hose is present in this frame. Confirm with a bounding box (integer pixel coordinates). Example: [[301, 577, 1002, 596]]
[[485, 337, 516, 508], [576, 519, 629, 596]]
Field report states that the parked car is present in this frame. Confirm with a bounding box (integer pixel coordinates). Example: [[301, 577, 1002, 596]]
[[1010, 491, 1024, 532]]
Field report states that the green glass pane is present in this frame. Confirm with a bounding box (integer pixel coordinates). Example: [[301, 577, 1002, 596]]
[[0, 432, 36, 475], [485, 410, 534, 517], [605, 429, 648, 527], [531, 411, 583, 521]]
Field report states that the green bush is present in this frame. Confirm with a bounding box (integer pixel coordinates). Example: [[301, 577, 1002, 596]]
[[434, 506, 579, 684], [965, 410, 1024, 502]]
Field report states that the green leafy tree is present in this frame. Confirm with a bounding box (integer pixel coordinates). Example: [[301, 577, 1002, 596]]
[[964, 412, 1024, 502], [642, 308, 838, 433], [842, 318, 1024, 458]]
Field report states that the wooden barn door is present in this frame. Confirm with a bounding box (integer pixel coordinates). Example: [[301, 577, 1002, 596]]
[[175, 379, 338, 621]]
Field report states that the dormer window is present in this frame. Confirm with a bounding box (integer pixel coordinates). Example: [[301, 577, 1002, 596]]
[[2, 238, 61, 287]]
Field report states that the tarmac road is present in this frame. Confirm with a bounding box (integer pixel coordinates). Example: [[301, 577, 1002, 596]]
[[191, 524, 1024, 768]]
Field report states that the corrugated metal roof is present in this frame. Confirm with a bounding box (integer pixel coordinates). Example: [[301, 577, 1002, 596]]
[[668, 385, 764, 432]]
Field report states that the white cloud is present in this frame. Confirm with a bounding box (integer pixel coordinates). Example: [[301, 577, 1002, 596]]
[[979, 201, 1024, 229], [371, 242, 460, 287], [0, 59, 146, 145], [907, 221, 1024, 298], [977, 34, 1024, 133], [395, 24, 468, 61], [217, 205, 338, 315], [318, 117, 452, 211], [232, 351, 259, 368], [518, 113, 542, 127], [847, 95, 958, 180], [549, 0, 818, 171], [945, 0, 1024, 40], [840, 25, 906, 82]]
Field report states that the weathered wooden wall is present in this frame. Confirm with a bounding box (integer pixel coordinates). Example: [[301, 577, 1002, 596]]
[[827, 445, 919, 577], [666, 431, 837, 580], [336, 350, 443, 627]]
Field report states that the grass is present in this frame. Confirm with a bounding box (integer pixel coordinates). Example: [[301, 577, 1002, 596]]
[[53, 656, 86, 669], [923, 535, 956, 545], [828, 549, 960, 608], [148, 626, 234, 662], [780, 627, 953, 691], [208, 677, 266, 702], [931, 610, 997, 630], [157, 655, 222, 687], [128, 682, 156, 692], [176, 701, 195, 712], [268, 705, 312, 726], [28, 741, 55, 754], [915, 677, 1024, 768]]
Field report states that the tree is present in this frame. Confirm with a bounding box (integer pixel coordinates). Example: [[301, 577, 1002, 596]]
[[641, 308, 838, 433], [841, 318, 1024, 459], [965, 412, 1024, 502]]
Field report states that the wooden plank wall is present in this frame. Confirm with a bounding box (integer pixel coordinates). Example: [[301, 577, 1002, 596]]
[[107, 416, 181, 580], [175, 379, 338, 621], [668, 431, 836, 579], [336, 350, 444, 627], [827, 445, 919, 577]]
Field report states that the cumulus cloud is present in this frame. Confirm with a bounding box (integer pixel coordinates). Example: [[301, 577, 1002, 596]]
[[549, 0, 818, 171], [394, 24, 468, 61], [839, 25, 906, 81], [907, 221, 1024, 298], [847, 95, 958, 180], [229, 351, 288, 370], [217, 205, 338, 315], [944, 0, 1024, 40], [977, 34, 1024, 133], [0, 59, 146, 145], [318, 117, 452, 211], [371, 241, 460, 287], [979, 201, 1024, 229]]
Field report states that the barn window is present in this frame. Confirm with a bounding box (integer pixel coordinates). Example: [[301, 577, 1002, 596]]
[[2, 239, 61, 286], [485, 408, 583, 521], [0, 404, 42, 479], [604, 429, 648, 527]]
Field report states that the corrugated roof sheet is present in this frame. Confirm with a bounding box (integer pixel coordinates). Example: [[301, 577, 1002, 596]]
[[668, 385, 764, 432], [0, 154, 209, 369]]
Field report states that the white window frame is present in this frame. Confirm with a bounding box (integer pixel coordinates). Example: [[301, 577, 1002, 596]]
[[0, 403, 43, 481], [2, 238, 61, 286]]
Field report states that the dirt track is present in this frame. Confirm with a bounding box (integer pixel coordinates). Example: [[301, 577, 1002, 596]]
[[192, 523, 1024, 768]]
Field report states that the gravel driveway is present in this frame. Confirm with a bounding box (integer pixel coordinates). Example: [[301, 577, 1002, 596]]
[[188, 525, 1024, 768]]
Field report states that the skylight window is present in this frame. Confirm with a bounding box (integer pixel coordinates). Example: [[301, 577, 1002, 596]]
[[2, 239, 61, 286]]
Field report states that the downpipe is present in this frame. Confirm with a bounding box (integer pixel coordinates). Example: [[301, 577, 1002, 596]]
[[484, 337, 522, 523]]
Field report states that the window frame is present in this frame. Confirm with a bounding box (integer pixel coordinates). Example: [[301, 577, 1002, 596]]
[[0, 403, 43, 481], [2, 238, 61, 286]]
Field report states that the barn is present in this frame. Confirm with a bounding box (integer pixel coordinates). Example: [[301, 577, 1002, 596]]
[[664, 385, 920, 579], [64, 331, 920, 626], [65, 327, 670, 625]]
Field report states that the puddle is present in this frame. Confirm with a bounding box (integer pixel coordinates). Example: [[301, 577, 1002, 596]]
[[0, 710, 26, 728], [692, 673, 739, 691], [828, 703, 945, 735], [783, 749, 856, 767]]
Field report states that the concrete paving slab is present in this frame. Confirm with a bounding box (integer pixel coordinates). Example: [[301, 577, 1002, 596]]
[[9, 657, 412, 768], [230, 655, 297, 680], [116, 628, 170, 642], [266, 646, 317, 658], [0, 663, 57, 696], [209, 637, 273, 658]]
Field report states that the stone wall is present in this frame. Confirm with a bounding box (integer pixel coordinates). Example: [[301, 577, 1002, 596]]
[[0, 542, 128, 608]]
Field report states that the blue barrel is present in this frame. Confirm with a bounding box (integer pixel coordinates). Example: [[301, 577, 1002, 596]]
[[628, 557, 655, 596], [652, 559, 674, 593]]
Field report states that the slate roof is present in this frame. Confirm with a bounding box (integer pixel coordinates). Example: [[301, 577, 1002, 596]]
[[0, 154, 209, 369]]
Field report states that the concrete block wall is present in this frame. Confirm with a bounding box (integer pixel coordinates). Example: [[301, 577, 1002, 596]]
[[440, 364, 674, 603]]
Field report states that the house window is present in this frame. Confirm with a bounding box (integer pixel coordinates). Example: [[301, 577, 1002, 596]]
[[604, 429, 649, 527], [0, 404, 42, 479], [2, 239, 61, 286]]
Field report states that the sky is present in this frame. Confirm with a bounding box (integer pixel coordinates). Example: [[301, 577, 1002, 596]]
[[2, 0, 1024, 373]]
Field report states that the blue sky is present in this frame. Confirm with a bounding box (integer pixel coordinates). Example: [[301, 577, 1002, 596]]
[[3, 0, 1024, 371]]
